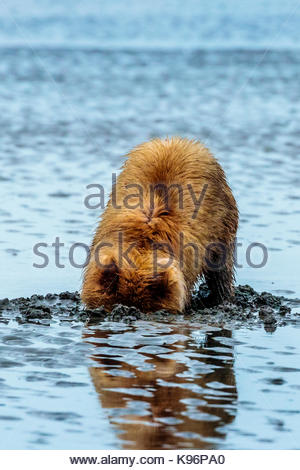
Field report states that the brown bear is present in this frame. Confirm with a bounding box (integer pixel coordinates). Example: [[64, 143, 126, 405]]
[[81, 137, 238, 312]]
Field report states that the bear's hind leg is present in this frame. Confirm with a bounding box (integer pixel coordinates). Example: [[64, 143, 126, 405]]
[[203, 243, 235, 306]]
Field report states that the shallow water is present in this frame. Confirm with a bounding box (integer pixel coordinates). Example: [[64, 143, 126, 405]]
[[1, 1, 300, 450], [1, 315, 300, 450]]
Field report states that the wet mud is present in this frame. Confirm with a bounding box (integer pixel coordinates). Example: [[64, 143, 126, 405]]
[[1, 284, 299, 332]]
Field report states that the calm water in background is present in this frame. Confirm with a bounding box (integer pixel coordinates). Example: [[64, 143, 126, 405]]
[[0, 0, 300, 450]]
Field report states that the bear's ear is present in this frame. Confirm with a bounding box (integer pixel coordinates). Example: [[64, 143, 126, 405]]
[[147, 271, 170, 299], [98, 259, 119, 293]]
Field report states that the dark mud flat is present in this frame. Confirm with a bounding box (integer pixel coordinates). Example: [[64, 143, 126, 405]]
[[1, 285, 299, 331]]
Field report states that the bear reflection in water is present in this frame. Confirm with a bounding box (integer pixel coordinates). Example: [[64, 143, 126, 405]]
[[83, 323, 237, 449]]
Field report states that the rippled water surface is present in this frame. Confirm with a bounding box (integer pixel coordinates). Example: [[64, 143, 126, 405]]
[[1, 47, 300, 297], [1, 0, 300, 450], [1, 317, 300, 449]]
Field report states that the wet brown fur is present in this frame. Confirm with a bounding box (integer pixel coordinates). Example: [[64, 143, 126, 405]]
[[81, 137, 238, 312]]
